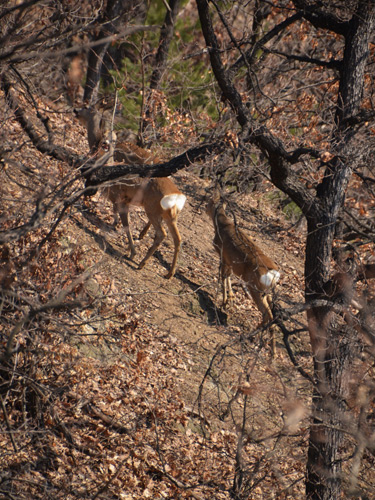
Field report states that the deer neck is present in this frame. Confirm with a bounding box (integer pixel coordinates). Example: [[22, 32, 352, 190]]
[[213, 206, 230, 229], [87, 112, 103, 152]]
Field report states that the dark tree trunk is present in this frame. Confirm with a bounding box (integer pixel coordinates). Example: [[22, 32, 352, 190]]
[[83, 0, 131, 105], [195, 1, 375, 499], [303, 2, 375, 498], [306, 320, 358, 500], [149, 0, 181, 90], [142, 0, 181, 135]]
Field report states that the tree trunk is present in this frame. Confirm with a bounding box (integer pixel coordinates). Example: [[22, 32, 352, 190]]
[[305, 3, 375, 498], [149, 0, 181, 90], [195, 1, 375, 498], [306, 307, 358, 500], [83, 0, 130, 105], [142, 0, 181, 135]]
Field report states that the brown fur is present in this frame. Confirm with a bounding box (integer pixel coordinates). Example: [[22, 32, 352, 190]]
[[113, 141, 161, 165], [206, 195, 280, 354], [103, 175, 185, 279], [76, 106, 186, 279]]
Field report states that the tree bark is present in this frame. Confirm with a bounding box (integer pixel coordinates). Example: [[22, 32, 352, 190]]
[[195, 1, 375, 498], [304, 3, 375, 498], [141, 0, 181, 135], [83, 0, 130, 105], [306, 319, 358, 500], [149, 0, 181, 90]]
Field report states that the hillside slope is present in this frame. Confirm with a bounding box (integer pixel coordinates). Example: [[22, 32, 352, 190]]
[[1, 106, 312, 499], [71, 150, 307, 390]]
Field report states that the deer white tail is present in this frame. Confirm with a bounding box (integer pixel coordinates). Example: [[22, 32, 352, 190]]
[[207, 193, 280, 355], [161, 193, 186, 211], [75, 104, 186, 279], [260, 269, 280, 288]]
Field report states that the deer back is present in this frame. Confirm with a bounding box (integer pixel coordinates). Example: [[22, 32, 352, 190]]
[[207, 200, 279, 291], [102, 172, 185, 216], [103, 177, 146, 208], [142, 177, 186, 218], [106, 142, 178, 211], [113, 141, 161, 165]]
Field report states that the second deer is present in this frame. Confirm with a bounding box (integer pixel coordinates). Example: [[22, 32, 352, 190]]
[[206, 194, 280, 355], [76, 106, 186, 279]]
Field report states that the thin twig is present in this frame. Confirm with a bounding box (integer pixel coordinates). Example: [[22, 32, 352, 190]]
[[0, 396, 18, 452]]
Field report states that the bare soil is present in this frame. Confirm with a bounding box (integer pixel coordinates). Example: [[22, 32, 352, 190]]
[[1, 105, 313, 497], [67, 165, 310, 414]]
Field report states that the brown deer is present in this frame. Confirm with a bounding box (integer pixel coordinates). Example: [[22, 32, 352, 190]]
[[75, 106, 186, 279], [206, 194, 280, 354]]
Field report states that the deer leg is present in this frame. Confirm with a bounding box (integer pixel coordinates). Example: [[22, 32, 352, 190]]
[[139, 220, 152, 240], [265, 294, 277, 357], [164, 218, 182, 279], [112, 204, 120, 228], [249, 290, 276, 356], [222, 276, 232, 307], [138, 220, 166, 271], [117, 206, 136, 259], [221, 263, 233, 307]]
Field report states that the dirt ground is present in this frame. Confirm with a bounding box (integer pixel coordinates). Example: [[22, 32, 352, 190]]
[[1, 106, 314, 497], [67, 166, 309, 412]]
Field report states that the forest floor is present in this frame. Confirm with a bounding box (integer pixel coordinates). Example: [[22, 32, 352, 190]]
[[69, 156, 309, 409], [1, 105, 316, 499]]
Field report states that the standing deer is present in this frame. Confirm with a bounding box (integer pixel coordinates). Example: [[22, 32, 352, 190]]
[[206, 194, 280, 355], [75, 106, 186, 279]]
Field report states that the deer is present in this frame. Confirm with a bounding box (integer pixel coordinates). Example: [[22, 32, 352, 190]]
[[206, 193, 280, 355], [75, 106, 186, 279]]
